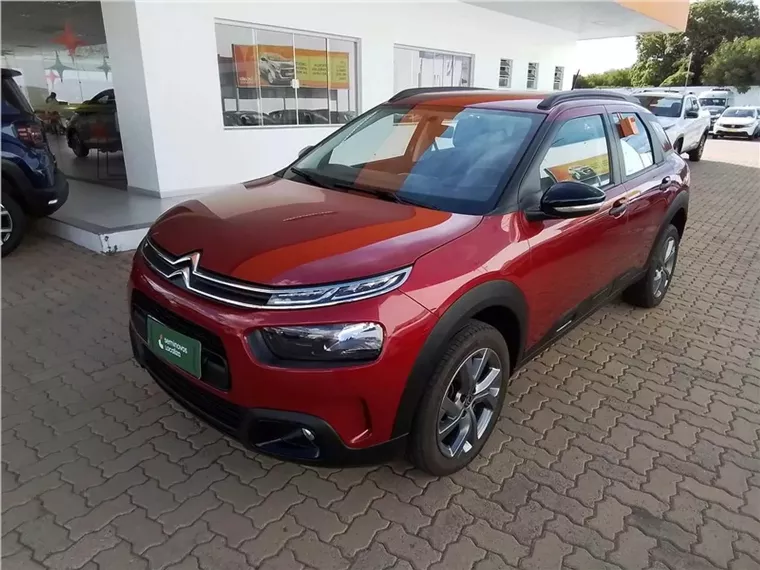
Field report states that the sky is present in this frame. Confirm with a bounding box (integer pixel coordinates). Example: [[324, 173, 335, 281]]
[[577, 36, 637, 74]]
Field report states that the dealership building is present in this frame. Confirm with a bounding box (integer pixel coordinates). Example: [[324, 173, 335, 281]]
[[1, 0, 688, 251]]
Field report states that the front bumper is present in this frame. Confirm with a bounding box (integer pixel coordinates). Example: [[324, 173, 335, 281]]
[[26, 169, 69, 217], [128, 252, 435, 465], [714, 125, 755, 137], [131, 326, 406, 465]]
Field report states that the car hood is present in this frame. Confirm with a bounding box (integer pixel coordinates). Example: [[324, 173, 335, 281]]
[[655, 117, 679, 130], [148, 177, 481, 287], [717, 117, 755, 125]]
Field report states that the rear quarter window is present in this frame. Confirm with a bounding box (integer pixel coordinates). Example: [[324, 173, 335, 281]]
[[1, 75, 34, 115]]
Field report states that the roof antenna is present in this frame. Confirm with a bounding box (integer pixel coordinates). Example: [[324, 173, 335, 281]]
[[571, 69, 581, 90]]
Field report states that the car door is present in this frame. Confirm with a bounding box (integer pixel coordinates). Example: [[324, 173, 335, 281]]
[[683, 96, 701, 149], [606, 105, 672, 272], [518, 107, 632, 348]]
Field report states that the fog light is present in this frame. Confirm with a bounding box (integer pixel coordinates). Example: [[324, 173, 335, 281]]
[[260, 323, 384, 362]]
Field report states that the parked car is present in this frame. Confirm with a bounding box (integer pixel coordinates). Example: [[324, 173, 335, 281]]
[[713, 106, 760, 139], [258, 53, 295, 86], [129, 88, 689, 474], [697, 88, 736, 132], [1, 68, 69, 256], [66, 88, 121, 157], [634, 90, 711, 160]]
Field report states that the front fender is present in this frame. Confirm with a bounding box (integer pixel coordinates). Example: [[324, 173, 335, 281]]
[[391, 280, 528, 438]]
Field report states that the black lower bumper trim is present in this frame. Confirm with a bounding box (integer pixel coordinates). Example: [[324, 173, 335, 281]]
[[131, 326, 406, 466]]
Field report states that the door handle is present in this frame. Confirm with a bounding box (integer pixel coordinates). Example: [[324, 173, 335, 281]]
[[609, 197, 628, 217]]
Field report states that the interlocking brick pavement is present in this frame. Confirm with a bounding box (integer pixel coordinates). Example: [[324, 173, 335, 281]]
[[3, 139, 760, 569]]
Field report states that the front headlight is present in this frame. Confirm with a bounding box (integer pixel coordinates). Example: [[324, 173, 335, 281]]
[[266, 267, 412, 309], [260, 323, 384, 361]]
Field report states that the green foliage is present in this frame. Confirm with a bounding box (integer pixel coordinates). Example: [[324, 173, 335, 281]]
[[702, 36, 760, 92], [633, 0, 760, 87], [574, 68, 633, 88]]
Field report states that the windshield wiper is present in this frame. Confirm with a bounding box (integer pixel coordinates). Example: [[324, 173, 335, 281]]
[[290, 167, 439, 210], [331, 182, 440, 210], [290, 167, 333, 189]]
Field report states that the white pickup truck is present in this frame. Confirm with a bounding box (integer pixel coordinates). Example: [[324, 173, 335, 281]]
[[634, 90, 712, 161]]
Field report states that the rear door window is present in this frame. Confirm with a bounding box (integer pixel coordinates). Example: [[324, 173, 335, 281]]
[[613, 113, 655, 176]]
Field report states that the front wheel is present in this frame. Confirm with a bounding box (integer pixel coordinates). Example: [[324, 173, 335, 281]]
[[69, 131, 89, 158], [688, 133, 707, 161], [409, 321, 509, 475], [1, 191, 27, 257], [623, 225, 680, 309]]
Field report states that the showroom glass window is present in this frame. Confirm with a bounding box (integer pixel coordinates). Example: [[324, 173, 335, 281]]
[[499, 59, 513, 88], [393, 46, 472, 92], [527, 62, 539, 89], [215, 22, 358, 127], [553, 66, 564, 90]]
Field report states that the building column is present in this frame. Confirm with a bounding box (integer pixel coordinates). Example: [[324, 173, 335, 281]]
[[100, 0, 161, 195]]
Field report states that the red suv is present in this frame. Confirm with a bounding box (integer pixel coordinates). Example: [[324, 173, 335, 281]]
[[129, 88, 689, 475]]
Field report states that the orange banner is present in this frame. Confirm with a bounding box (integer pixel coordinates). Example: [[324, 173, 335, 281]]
[[233, 44, 349, 89]]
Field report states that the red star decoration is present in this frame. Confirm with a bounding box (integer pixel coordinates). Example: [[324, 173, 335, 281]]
[[53, 22, 85, 58], [46, 70, 59, 86]]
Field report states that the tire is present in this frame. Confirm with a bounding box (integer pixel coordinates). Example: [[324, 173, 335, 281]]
[[1, 191, 27, 257], [408, 320, 510, 476], [688, 133, 707, 161], [673, 139, 683, 155], [69, 131, 89, 157], [623, 225, 680, 309]]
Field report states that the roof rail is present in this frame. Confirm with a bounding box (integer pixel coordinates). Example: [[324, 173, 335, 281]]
[[388, 86, 489, 102], [537, 89, 638, 110]]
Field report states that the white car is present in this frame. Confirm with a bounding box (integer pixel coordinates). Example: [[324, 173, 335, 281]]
[[634, 90, 712, 161], [713, 107, 760, 139]]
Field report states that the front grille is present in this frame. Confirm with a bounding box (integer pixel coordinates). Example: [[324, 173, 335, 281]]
[[131, 290, 230, 391], [144, 349, 244, 434], [141, 239, 272, 309]]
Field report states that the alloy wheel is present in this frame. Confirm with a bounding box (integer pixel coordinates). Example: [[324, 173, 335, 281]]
[[652, 236, 677, 298], [437, 348, 502, 458], [1, 204, 12, 244]]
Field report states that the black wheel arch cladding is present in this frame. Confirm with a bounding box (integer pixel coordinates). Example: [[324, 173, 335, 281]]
[[391, 280, 528, 439]]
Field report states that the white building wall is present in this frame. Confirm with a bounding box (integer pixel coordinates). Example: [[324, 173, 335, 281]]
[[112, 1, 579, 196]]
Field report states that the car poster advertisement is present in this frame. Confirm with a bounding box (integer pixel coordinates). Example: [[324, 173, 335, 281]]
[[232, 44, 349, 89]]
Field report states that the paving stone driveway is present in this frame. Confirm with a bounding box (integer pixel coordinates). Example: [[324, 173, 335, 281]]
[[3, 139, 760, 570]]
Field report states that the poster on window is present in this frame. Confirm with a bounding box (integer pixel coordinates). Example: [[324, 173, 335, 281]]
[[232, 44, 349, 89]]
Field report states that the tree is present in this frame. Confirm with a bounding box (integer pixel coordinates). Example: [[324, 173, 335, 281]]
[[574, 68, 633, 88], [685, 0, 760, 84], [703, 36, 760, 92], [632, 33, 687, 87], [633, 0, 760, 86]]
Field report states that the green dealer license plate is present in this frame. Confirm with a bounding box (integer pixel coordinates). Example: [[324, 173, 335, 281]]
[[147, 317, 202, 378]]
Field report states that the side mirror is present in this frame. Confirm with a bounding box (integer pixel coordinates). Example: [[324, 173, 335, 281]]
[[685, 110, 699, 119], [533, 181, 606, 220], [298, 145, 314, 158]]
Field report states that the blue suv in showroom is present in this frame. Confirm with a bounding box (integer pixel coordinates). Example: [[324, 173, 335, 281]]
[[2, 68, 69, 256]]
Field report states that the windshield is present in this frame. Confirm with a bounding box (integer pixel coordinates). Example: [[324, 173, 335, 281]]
[[722, 108, 755, 118], [635, 95, 682, 118], [699, 97, 727, 107], [286, 104, 544, 214]]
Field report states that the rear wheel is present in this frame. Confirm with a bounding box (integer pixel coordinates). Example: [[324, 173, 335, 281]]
[[688, 133, 707, 161], [1, 191, 27, 257], [409, 321, 509, 475], [69, 131, 89, 157], [623, 225, 680, 309]]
